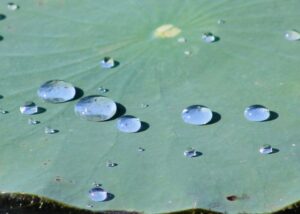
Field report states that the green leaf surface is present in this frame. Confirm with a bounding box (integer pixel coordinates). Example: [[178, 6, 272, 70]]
[[1, 0, 300, 213]]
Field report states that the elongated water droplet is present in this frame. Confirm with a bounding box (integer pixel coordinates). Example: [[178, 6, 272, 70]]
[[100, 57, 115, 69], [0, 108, 8, 114], [184, 148, 198, 158], [20, 101, 38, 115], [44, 127, 57, 134], [98, 87, 109, 94], [28, 118, 39, 125], [202, 33, 217, 43], [106, 161, 117, 167], [285, 30, 300, 41], [88, 187, 107, 202], [37, 80, 76, 103], [244, 105, 270, 122], [74, 96, 117, 121], [117, 115, 141, 133], [182, 105, 213, 125], [177, 37, 187, 43], [7, 3, 19, 11], [259, 144, 273, 154]]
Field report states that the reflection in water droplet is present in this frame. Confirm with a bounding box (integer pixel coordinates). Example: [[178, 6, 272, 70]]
[[244, 105, 270, 122], [285, 30, 300, 41], [259, 144, 273, 154], [177, 37, 187, 43], [20, 101, 38, 115], [202, 33, 217, 43], [37, 80, 76, 103], [98, 87, 109, 94], [75, 96, 117, 121], [184, 148, 198, 158], [182, 105, 213, 125], [100, 57, 115, 69], [106, 161, 117, 167], [44, 127, 57, 134], [28, 118, 39, 125], [7, 3, 19, 11], [117, 115, 141, 133], [88, 187, 107, 202]]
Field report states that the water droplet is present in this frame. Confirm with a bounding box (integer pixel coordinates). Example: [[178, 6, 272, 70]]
[[182, 105, 213, 125], [97, 87, 109, 94], [117, 115, 141, 133], [44, 127, 57, 134], [100, 57, 115, 69], [0, 108, 8, 114], [202, 33, 216, 43], [183, 147, 198, 158], [88, 187, 107, 202], [74, 96, 117, 121], [244, 105, 270, 122], [7, 3, 19, 11], [86, 204, 93, 208], [217, 19, 225, 24], [177, 37, 187, 43], [285, 30, 300, 41], [259, 144, 273, 154], [140, 103, 149, 109], [184, 50, 192, 56], [28, 118, 39, 125], [37, 80, 76, 103], [20, 101, 38, 115], [138, 147, 145, 152], [106, 161, 117, 167], [226, 195, 238, 201]]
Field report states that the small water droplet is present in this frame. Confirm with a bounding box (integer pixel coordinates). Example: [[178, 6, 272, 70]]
[[20, 101, 38, 115], [184, 50, 192, 56], [182, 105, 213, 125], [28, 118, 40, 125], [97, 87, 109, 94], [86, 204, 94, 208], [7, 3, 19, 11], [140, 103, 149, 109], [259, 144, 273, 154], [138, 147, 145, 152], [285, 30, 300, 41], [244, 105, 270, 122], [74, 96, 117, 121], [88, 187, 107, 202], [117, 115, 141, 133], [0, 108, 8, 114], [106, 161, 117, 167], [202, 33, 217, 43], [100, 57, 115, 69], [37, 80, 76, 103], [217, 19, 225, 24], [177, 37, 187, 43], [44, 126, 57, 134], [183, 147, 198, 158]]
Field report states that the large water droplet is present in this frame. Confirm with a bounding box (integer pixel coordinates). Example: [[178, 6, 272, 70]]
[[285, 30, 300, 41], [88, 187, 107, 202], [202, 33, 217, 43], [74, 96, 117, 121], [244, 105, 270, 122], [100, 57, 115, 69], [7, 3, 19, 11], [184, 148, 198, 158], [182, 105, 213, 125], [37, 80, 76, 103], [259, 144, 273, 154], [20, 101, 38, 115], [117, 115, 141, 133]]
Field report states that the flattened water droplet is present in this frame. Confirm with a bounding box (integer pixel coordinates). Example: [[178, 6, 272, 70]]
[[20, 101, 38, 115], [98, 87, 109, 94], [28, 118, 39, 125], [37, 80, 76, 103], [106, 161, 117, 167], [88, 187, 107, 202], [259, 144, 273, 154], [202, 33, 217, 43], [44, 127, 57, 134], [244, 105, 270, 122], [74, 96, 117, 121], [7, 3, 19, 11], [285, 30, 300, 41], [100, 57, 115, 69], [177, 37, 187, 43], [182, 105, 213, 125], [184, 148, 198, 158], [117, 115, 141, 133]]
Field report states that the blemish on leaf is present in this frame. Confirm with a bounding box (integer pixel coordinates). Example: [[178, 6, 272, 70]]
[[154, 24, 181, 38]]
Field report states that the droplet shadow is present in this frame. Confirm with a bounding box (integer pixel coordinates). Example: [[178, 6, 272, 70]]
[[193, 151, 202, 157], [270, 148, 279, 154], [138, 121, 149, 133], [0, 95, 3, 99], [0, 14, 6, 21], [72, 87, 84, 101], [263, 111, 278, 122], [36, 107, 46, 114], [112, 61, 120, 68], [213, 36, 220, 42], [0, 36, 3, 41], [206, 112, 221, 125], [109, 103, 126, 121], [104, 193, 114, 202]]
